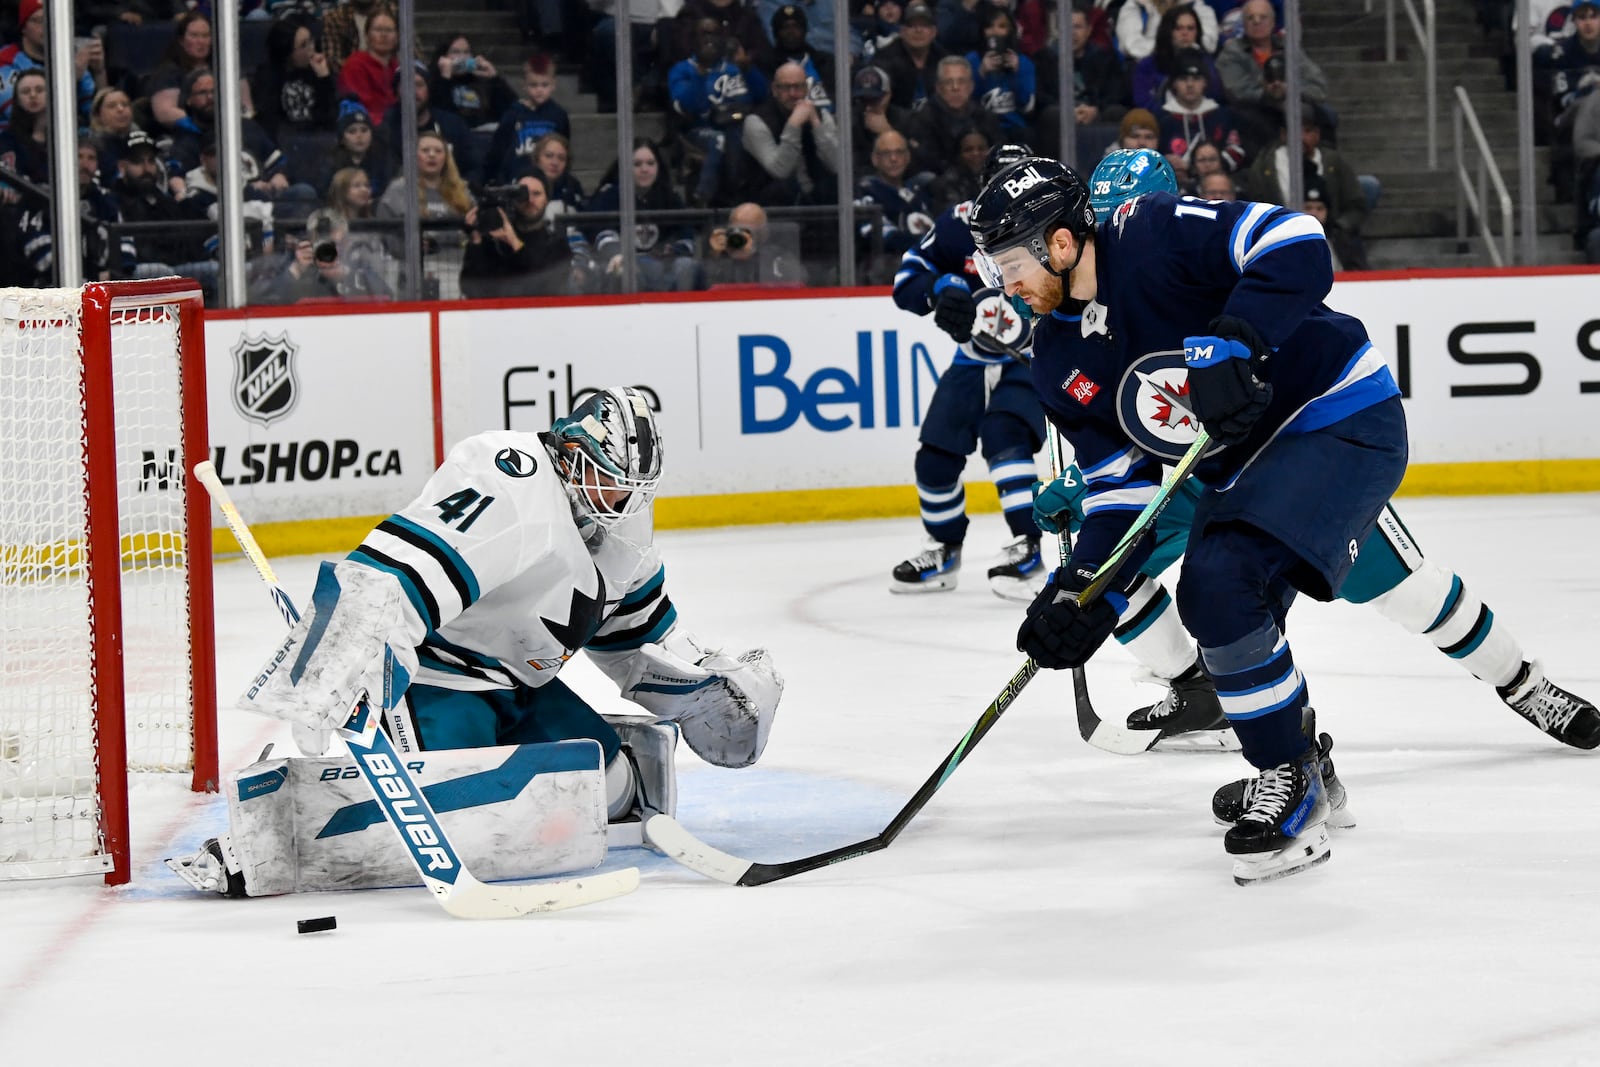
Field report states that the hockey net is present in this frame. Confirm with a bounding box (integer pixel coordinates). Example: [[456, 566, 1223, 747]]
[[0, 281, 216, 885]]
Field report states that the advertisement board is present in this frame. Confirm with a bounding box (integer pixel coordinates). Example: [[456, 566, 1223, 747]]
[[203, 311, 435, 525]]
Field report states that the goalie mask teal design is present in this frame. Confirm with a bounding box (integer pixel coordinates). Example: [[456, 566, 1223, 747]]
[[547, 387, 664, 527]]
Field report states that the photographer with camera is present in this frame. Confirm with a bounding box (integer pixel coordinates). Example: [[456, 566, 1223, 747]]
[[460, 167, 582, 299], [669, 17, 756, 207], [255, 208, 392, 304], [703, 201, 806, 286]]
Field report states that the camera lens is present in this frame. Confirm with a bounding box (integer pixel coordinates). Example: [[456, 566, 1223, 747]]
[[725, 227, 749, 251], [314, 240, 338, 264]]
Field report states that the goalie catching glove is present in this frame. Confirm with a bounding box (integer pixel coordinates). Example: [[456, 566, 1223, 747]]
[[614, 630, 783, 768], [239, 560, 419, 732]]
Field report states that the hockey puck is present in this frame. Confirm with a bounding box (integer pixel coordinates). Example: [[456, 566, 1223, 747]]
[[296, 916, 337, 934]]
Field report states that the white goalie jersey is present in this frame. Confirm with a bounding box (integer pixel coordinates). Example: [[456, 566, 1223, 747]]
[[347, 430, 672, 693]]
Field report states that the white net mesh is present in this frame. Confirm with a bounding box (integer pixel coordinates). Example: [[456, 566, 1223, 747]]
[[0, 287, 197, 880]]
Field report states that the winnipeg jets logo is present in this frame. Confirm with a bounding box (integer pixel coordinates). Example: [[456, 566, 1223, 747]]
[[1116, 350, 1223, 462]]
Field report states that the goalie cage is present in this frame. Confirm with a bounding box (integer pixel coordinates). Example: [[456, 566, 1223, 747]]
[[0, 280, 217, 886]]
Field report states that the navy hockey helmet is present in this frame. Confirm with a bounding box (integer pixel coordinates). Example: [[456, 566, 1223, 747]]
[[547, 387, 663, 527], [1088, 148, 1177, 223], [968, 158, 1096, 287], [982, 141, 1035, 184]]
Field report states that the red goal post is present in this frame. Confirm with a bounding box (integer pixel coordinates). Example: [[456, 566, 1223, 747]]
[[0, 279, 217, 886]]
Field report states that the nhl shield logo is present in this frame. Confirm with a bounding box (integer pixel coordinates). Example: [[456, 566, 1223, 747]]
[[231, 333, 299, 426]]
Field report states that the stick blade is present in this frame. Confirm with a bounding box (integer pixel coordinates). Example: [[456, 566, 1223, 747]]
[[644, 815, 754, 885], [434, 866, 640, 918], [1074, 667, 1162, 755]]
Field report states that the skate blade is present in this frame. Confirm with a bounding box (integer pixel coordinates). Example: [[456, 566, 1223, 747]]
[[1230, 825, 1331, 886], [987, 577, 1044, 603], [888, 576, 958, 594], [164, 855, 222, 895], [1151, 729, 1241, 753]]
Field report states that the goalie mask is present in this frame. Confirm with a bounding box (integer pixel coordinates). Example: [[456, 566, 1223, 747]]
[[545, 387, 663, 528]]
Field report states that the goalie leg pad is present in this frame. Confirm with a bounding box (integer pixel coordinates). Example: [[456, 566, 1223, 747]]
[[610, 719, 679, 818], [218, 740, 608, 896]]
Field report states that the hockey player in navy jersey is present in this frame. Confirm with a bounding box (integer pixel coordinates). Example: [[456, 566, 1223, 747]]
[[173, 388, 784, 898], [888, 142, 1048, 602], [969, 156, 1410, 884], [1034, 150, 1600, 759]]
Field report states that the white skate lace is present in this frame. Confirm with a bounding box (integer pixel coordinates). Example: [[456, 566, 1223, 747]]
[[998, 538, 1037, 566], [908, 546, 948, 570], [1145, 686, 1182, 722], [1516, 681, 1582, 734], [1240, 765, 1294, 824]]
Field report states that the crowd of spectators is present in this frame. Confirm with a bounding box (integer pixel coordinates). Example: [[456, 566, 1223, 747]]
[[0, 0, 1375, 305]]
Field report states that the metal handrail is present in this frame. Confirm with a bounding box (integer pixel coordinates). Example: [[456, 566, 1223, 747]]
[[1386, 0, 1438, 168], [1452, 85, 1515, 266]]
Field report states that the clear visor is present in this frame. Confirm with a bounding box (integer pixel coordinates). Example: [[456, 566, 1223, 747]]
[[565, 447, 659, 528], [979, 244, 1049, 288]]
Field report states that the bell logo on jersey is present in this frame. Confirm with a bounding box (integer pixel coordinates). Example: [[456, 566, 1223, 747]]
[[1062, 370, 1100, 405], [1003, 166, 1048, 198], [494, 447, 539, 478]]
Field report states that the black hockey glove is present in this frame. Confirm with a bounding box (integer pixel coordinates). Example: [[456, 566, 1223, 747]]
[[1016, 564, 1122, 671], [931, 275, 977, 343], [1182, 315, 1274, 446]]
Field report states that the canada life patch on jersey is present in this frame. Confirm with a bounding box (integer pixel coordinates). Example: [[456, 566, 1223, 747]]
[[1062, 370, 1101, 405], [1115, 350, 1218, 462]]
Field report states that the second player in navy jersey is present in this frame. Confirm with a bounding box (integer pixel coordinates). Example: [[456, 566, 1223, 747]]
[[886, 143, 1047, 602], [969, 157, 1408, 884]]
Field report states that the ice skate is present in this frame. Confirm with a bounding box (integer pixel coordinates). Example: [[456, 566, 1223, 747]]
[[889, 541, 961, 593], [986, 536, 1045, 602], [1223, 728, 1334, 886], [1126, 663, 1238, 751], [1213, 730, 1355, 830], [1498, 660, 1600, 750], [164, 837, 247, 898]]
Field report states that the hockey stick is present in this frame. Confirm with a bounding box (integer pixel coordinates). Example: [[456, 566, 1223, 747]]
[[194, 461, 640, 917], [644, 657, 1040, 885]]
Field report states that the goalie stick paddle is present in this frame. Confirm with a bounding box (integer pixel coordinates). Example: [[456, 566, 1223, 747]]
[[194, 461, 640, 918], [644, 658, 1041, 886]]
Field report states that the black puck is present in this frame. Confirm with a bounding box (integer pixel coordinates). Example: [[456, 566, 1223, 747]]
[[296, 916, 337, 934]]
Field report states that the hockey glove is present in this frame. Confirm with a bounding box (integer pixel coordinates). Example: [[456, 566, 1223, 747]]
[[1031, 466, 1087, 536], [1016, 564, 1124, 670], [931, 274, 977, 343], [1182, 315, 1274, 446]]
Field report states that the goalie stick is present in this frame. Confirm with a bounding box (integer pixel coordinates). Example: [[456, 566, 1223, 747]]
[[647, 431, 1217, 883], [193, 461, 640, 918]]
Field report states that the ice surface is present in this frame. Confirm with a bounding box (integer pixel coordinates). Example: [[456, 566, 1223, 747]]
[[4, 495, 1600, 1066]]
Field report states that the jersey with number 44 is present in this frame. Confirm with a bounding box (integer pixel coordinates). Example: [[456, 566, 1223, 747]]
[[345, 431, 674, 693]]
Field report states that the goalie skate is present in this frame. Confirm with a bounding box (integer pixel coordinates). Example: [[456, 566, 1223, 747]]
[[1498, 660, 1600, 750], [164, 837, 247, 898], [1213, 731, 1355, 829], [987, 536, 1047, 602], [890, 541, 961, 593], [1126, 664, 1238, 751], [1224, 727, 1333, 887]]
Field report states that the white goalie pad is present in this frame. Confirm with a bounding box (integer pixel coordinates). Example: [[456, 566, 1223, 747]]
[[604, 718, 680, 848], [239, 560, 420, 733], [224, 740, 607, 896], [614, 631, 784, 768]]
